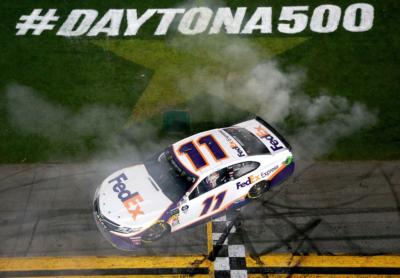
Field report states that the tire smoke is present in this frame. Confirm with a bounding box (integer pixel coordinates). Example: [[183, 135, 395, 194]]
[[174, 35, 377, 169]]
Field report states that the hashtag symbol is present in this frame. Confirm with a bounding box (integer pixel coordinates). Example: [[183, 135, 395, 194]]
[[16, 9, 59, 36]]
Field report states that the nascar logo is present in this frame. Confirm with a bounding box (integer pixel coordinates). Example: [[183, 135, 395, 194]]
[[108, 173, 144, 221]]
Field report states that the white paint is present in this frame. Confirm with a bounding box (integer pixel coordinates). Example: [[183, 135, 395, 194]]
[[214, 257, 230, 270], [178, 7, 213, 35], [241, 7, 272, 34], [17, 4, 376, 37], [343, 3, 374, 32], [212, 232, 228, 245], [212, 232, 223, 242], [57, 9, 98, 36], [87, 9, 123, 36], [209, 7, 246, 34], [16, 9, 59, 36], [278, 6, 309, 34], [98, 165, 173, 233], [154, 9, 185, 35], [124, 9, 157, 36], [310, 5, 341, 33], [230, 270, 248, 278], [228, 245, 246, 257]]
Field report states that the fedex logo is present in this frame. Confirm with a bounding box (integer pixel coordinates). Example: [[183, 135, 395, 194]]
[[108, 173, 144, 221], [221, 130, 246, 157], [236, 174, 262, 189], [236, 165, 279, 189], [255, 126, 283, 151], [229, 141, 245, 157]]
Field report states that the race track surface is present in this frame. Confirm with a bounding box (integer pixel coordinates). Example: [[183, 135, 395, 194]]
[[0, 161, 399, 257]]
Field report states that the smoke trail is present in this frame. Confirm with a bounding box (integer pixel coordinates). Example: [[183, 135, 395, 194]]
[[6, 35, 377, 170], [6, 85, 125, 143], [5, 84, 165, 165], [174, 35, 377, 169]]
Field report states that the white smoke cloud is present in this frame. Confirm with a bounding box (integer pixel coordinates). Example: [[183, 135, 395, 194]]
[[6, 85, 125, 143], [5, 84, 166, 167], [5, 35, 377, 171], [174, 35, 377, 169], [289, 95, 376, 164]]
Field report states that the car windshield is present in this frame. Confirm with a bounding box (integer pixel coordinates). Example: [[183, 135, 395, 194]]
[[144, 148, 196, 203], [223, 127, 270, 155]]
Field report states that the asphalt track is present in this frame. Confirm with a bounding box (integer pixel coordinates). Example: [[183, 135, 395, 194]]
[[0, 161, 399, 276]]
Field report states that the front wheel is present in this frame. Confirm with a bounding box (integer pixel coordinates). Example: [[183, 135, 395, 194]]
[[247, 181, 269, 199], [141, 221, 171, 243]]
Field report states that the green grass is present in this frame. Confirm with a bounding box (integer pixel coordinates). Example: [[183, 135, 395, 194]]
[[0, 0, 399, 162], [276, 1, 400, 159], [92, 36, 307, 120]]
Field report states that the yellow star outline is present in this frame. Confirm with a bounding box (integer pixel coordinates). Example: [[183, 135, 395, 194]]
[[93, 36, 309, 121]]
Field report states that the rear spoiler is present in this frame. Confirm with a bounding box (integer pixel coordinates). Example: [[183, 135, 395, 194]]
[[255, 116, 292, 151]]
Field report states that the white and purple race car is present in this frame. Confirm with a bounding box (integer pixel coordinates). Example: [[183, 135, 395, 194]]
[[93, 117, 294, 250]]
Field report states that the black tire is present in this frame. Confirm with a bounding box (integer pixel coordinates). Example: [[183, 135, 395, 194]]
[[141, 221, 170, 243], [247, 181, 269, 199]]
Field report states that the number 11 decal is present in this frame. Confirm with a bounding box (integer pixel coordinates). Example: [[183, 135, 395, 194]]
[[200, 191, 227, 216], [178, 134, 228, 170]]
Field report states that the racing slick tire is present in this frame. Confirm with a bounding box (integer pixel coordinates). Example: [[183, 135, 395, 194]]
[[141, 221, 171, 243], [247, 181, 269, 199]]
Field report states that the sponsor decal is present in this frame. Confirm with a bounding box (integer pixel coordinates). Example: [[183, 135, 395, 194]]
[[261, 165, 279, 177], [170, 208, 179, 215], [221, 131, 246, 157], [236, 174, 261, 189], [284, 156, 294, 165], [181, 204, 189, 213], [228, 140, 246, 157], [15, 4, 374, 37], [236, 165, 279, 189], [255, 125, 284, 151], [178, 134, 228, 170], [236, 177, 252, 189], [109, 173, 144, 221], [170, 214, 180, 226]]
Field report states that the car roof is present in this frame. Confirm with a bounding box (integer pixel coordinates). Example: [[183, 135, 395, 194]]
[[170, 128, 246, 177], [170, 118, 289, 179]]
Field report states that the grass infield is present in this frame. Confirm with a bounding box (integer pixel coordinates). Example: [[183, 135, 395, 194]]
[[0, 0, 399, 162]]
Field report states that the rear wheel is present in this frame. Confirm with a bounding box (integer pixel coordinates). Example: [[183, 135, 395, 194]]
[[247, 181, 269, 199], [141, 221, 171, 243]]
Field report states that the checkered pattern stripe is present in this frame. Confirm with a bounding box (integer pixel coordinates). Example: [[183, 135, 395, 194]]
[[212, 215, 248, 278]]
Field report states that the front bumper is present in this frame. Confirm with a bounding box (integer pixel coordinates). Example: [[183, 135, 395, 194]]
[[93, 192, 143, 251]]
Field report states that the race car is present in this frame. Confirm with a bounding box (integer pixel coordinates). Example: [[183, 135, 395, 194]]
[[93, 117, 295, 250]]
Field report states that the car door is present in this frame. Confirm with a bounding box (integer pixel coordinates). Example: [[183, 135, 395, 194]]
[[171, 161, 261, 231], [173, 172, 229, 230]]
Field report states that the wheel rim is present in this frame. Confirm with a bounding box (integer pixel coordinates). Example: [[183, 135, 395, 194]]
[[249, 182, 267, 198]]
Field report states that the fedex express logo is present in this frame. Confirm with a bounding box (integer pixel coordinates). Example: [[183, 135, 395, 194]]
[[255, 126, 283, 151], [236, 165, 279, 189], [108, 173, 144, 221]]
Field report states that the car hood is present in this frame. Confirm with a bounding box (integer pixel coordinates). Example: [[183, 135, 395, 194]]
[[97, 164, 173, 231]]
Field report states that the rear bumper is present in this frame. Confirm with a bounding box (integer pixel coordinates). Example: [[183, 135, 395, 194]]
[[255, 116, 292, 150], [270, 161, 295, 188]]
